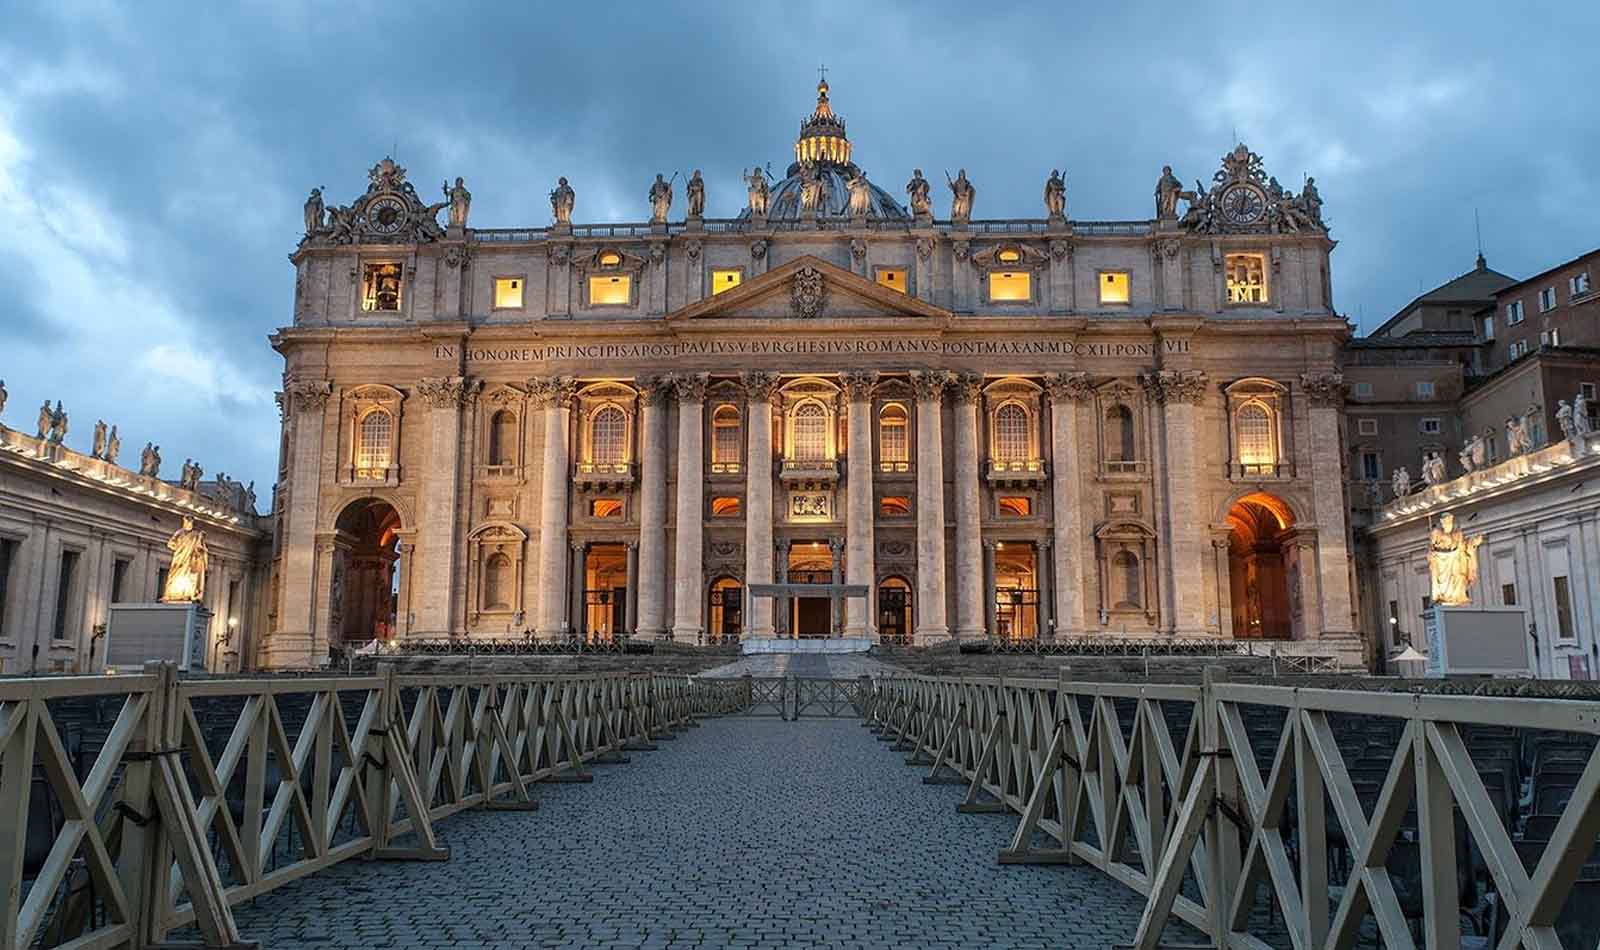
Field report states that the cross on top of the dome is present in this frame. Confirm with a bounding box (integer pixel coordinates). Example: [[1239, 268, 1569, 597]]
[[796, 76, 850, 168]]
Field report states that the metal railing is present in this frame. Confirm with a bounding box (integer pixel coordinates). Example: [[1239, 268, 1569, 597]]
[[0, 663, 717, 948], [865, 671, 1600, 949]]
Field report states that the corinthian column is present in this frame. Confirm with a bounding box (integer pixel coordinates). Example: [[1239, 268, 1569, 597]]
[[414, 375, 479, 635], [671, 373, 708, 641], [1045, 372, 1092, 636], [273, 379, 331, 666], [949, 372, 985, 641], [533, 376, 577, 638], [1145, 369, 1209, 634], [911, 370, 950, 644], [742, 371, 778, 638], [842, 371, 878, 638], [635, 377, 670, 639]]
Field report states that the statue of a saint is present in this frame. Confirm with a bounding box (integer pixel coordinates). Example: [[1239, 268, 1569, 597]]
[[947, 168, 975, 223], [1044, 169, 1066, 219], [1155, 165, 1184, 219], [1575, 390, 1594, 436], [1557, 400, 1576, 441], [686, 170, 705, 218], [91, 419, 107, 459], [46, 402, 67, 445], [303, 187, 325, 235], [549, 176, 575, 226], [846, 171, 872, 218], [105, 425, 120, 465], [35, 399, 51, 439], [648, 173, 673, 223], [905, 169, 931, 218], [798, 162, 823, 213], [744, 165, 770, 216], [0, 379, 7, 418], [1428, 512, 1483, 606], [1295, 177, 1323, 224], [160, 517, 210, 604], [1391, 466, 1411, 499], [244, 481, 257, 514], [1422, 451, 1446, 486], [326, 204, 356, 243], [1506, 414, 1532, 455], [443, 177, 471, 230], [1470, 430, 1490, 470]]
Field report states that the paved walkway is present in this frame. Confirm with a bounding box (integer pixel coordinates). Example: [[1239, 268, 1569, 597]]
[[229, 719, 1183, 949], [695, 652, 906, 678]]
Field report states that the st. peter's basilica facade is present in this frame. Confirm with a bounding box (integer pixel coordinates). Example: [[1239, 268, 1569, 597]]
[[266, 80, 1357, 667]]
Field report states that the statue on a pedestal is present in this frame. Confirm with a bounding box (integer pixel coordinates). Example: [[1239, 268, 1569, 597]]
[[105, 425, 120, 465], [549, 177, 575, 226], [648, 173, 673, 223], [303, 187, 325, 236], [1391, 466, 1411, 499], [947, 168, 975, 223], [1155, 165, 1183, 219], [1574, 390, 1594, 436], [1044, 169, 1066, 219], [847, 171, 872, 218], [744, 165, 770, 217], [905, 169, 931, 218], [1428, 512, 1483, 607], [160, 516, 210, 604], [444, 177, 471, 229], [686, 170, 705, 218], [91, 419, 107, 459]]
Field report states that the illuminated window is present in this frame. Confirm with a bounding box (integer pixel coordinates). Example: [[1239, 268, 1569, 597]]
[[711, 269, 742, 295], [711, 496, 742, 517], [711, 405, 741, 469], [598, 251, 623, 267], [483, 553, 513, 611], [997, 247, 1022, 264], [878, 404, 908, 465], [590, 406, 627, 465], [493, 277, 524, 309], [998, 496, 1031, 517], [361, 262, 403, 312], [1235, 403, 1276, 467], [879, 496, 911, 517], [988, 271, 1031, 302], [1225, 254, 1268, 304], [1098, 271, 1130, 305], [489, 409, 517, 466], [875, 268, 907, 293], [590, 498, 623, 518], [994, 404, 1030, 462], [589, 275, 632, 306], [356, 409, 393, 476], [791, 401, 828, 462]]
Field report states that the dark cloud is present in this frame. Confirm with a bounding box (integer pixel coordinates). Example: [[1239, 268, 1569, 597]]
[[2, 0, 1597, 496]]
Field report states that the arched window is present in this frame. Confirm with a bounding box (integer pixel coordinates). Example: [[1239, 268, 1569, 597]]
[[590, 405, 627, 466], [1236, 403, 1276, 468], [488, 410, 517, 466], [1105, 405, 1135, 461], [791, 401, 828, 462], [1113, 551, 1141, 608], [878, 404, 908, 466], [994, 403, 1030, 462], [712, 404, 741, 468], [356, 409, 393, 476], [483, 553, 512, 611]]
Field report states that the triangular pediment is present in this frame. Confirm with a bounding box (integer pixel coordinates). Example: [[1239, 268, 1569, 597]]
[[668, 255, 950, 322]]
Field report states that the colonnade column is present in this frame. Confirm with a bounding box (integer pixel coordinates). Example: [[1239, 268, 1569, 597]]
[[774, 539, 791, 637], [569, 541, 587, 639], [635, 377, 670, 639], [1301, 372, 1357, 637], [1035, 539, 1053, 639], [829, 537, 845, 635], [414, 375, 477, 637], [274, 379, 331, 666], [742, 371, 777, 638], [982, 540, 998, 635], [1146, 369, 1208, 635], [1045, 373, 1091, 636], [533, 375, 576, 639], [842, 371, 878, 638], [623, 540, 639, 636], [671, 374, 708, 641], [950, 372, 985, 641], [911, 371, 950, 644]]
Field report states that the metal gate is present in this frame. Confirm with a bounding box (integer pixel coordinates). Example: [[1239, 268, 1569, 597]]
[[707, 676, 870, 720]]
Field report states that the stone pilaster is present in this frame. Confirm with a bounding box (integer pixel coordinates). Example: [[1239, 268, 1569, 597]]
[[743, 371, 777, 638], [532, 376, 577, 638], [1143, 369, 1210, 634], [829, 536, 846, 635], [774, 538, 791, 637], [624, 540, 639, 637], [273, 379, 332, 667], [413, 375, 478, 636], [1045, 372, 1092, 636], [570, 540, 587, 638], [911, 370, 950, 644], [635, 377, 670, 639], [1035, 538, 1053, 639], [1301, 371, 1357, 637], [982, 539, 998, 636], [842, 371, 877, 637], [949, 372, 985, 641], [671, 373, 708, 641]]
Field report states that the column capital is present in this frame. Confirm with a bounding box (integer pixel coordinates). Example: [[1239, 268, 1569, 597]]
[[910, 370, 951, 403], [637, 375, 672, 407], [741, 370, 779, 402], [1140, 369, 1209, 405], [1043, 371, 1094, 404], [947, 371, 983, 405], [828, 536, 847, 555], [528, 375, 578, 409], [673, 373, 709, 403], [416, 375, 481, 409], [1299, 371, 1346, 408], [285, 378, 333, 413], [841, 371, 879, 402], [570, 539, 587, 554]]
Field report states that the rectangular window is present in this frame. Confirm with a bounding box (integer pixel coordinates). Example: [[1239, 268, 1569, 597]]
[[1225, 253, 1268, 304], [493, 277, 524, 309], [361, 262, 403, 312], [1415, 380, 1435, 398], [1098, 271, 1130, 305], [1421, 417, 1441, 435], [988, 271, 1031, 302], [1360, 451, 1380, 480], [1542, 328, 1561, 347], [0, 538, 15, 637], [998, 496, 1032, 517], [1387, 599, 1399, 625], [156, 566, 170, 600], [1509, 340, 1528, 359], [1354, 381, 1373, 398], [1583, 383, 1597, 400], [111, 558, 132, 604], [1506, 300, 1524, 324], [1501, 583, 1517, 606], [710, 269, 742, 295], [1538, 287, 1556, 312], [878, 496, 911, 517], [875, 268, 907, 293], [226, 579, 241, 630], [1481, 315, 1495, 340], [1553, 576, 1575, 640], [590, 498, 623, 519], [1358, 418, 1378, 436], [588, 275, 632, 306], [710, 496, 741, 517], [52, 550, 79, 641], [1571, 272, 1592, 296]]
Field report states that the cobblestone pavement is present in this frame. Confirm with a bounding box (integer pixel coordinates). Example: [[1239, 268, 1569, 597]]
[[696, 652, 906, 678], [229, 718, 1190, 949]]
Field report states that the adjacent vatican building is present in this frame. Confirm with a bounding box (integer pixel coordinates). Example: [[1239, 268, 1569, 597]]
[[260, 79, 1360, 668]]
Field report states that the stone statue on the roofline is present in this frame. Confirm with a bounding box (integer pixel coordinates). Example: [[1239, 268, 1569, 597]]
[[798, 162, 823, 213], [1155, 165, 1183, 219], [1506, 414, 1532, 456], [648, 173, 673, 224], [1044, 169, 1066, 220], [847, 171, 872, 218], [686, 169, 705, 218], [303, 187, 325, 236], [1421, 451, 1446, 486], [45, 402, 67, 445], [744, 165, 770, 217], [35, 399, 51, 439], [444, 177, 471, 229], [139, 443, 161, 478], [91, 419, 107, 459], [105, 425, 120, 465], [1574, 389, 1594, 436], [549, 177, 575, 226], [1391, 466, 1411, 499], [1557, 400, 1576, 441], [905, 168, 931, 218], [0, 379, 8, 419], [947, 168, 975, 224]]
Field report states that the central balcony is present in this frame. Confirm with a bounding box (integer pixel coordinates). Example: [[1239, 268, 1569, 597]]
[[780, 457, 839, 489], [986, 458, 1047, 488], [573, 461, 634, 492]]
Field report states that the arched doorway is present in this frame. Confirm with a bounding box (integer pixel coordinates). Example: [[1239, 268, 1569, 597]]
[[707, 576, 742, 644], [877, 576, 912, 645], [993, 543, 1039, 640], [1226, 492, 1295, 640], [332, 498, 402, 646], [581, 543, 627, 643], [787, 541, 834, 638]]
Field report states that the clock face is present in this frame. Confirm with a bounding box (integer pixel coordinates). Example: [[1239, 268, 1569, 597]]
[[366, 194, 408, 235], [1218, 184, 1266, 226]]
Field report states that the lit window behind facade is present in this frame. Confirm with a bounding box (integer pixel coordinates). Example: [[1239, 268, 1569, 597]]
[[791, 402, 828, 461], [994, 404, 1029, 462], [356, 410, 393, 475], [1236, 404, 1275, 467], [590, 407, 627, 465]]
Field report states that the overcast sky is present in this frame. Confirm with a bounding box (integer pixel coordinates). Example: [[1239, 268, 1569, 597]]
[[2, 1, 1597, 499]]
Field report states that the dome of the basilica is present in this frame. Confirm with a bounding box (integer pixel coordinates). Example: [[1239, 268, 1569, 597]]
[[739, 79, 910, 223]]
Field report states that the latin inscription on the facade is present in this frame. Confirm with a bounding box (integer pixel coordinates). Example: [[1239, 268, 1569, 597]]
[[434, 336, 1190, 364]]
